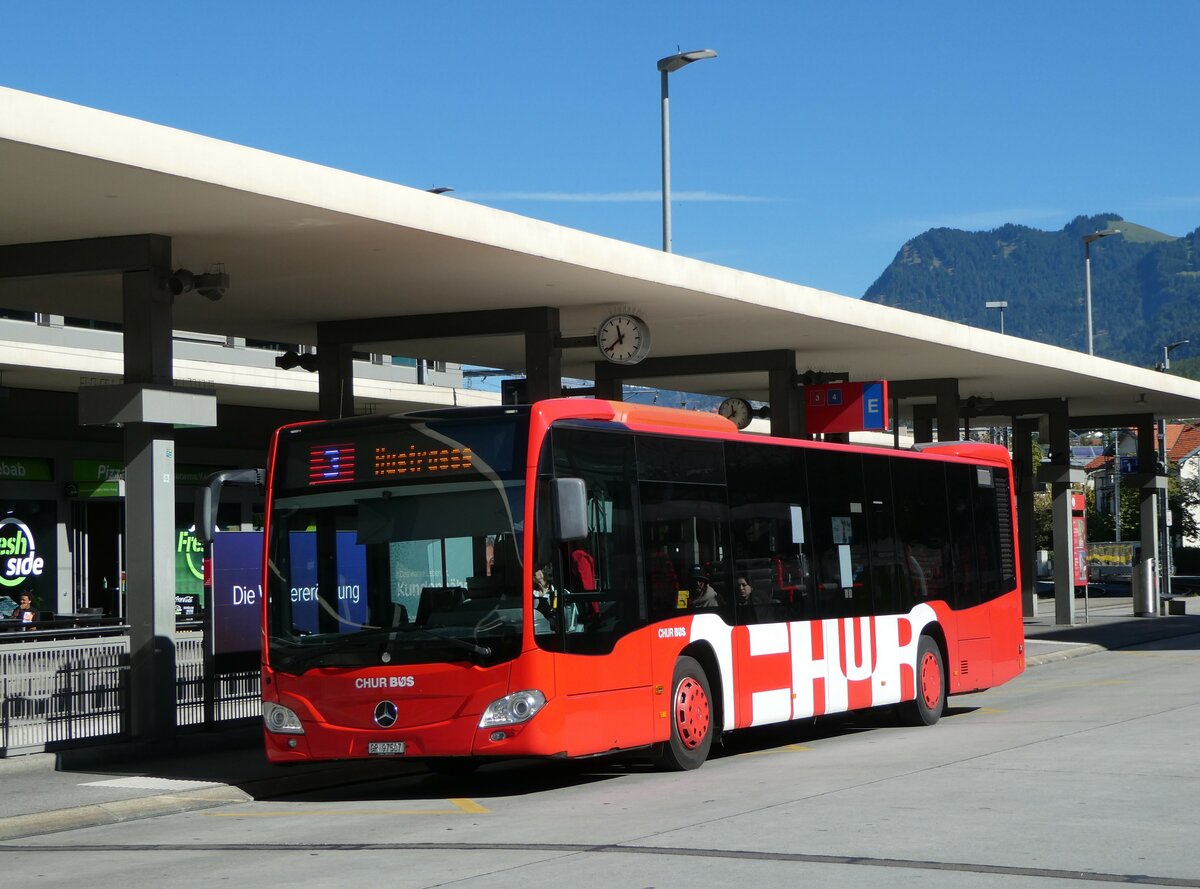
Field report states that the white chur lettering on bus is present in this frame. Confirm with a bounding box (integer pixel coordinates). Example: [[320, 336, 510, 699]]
[[747, 623, 791, 726], [355, 676, 415, 690], [657, 626, 687, 639], [840, 616, 875, 682], [696, 603, 938, 728]]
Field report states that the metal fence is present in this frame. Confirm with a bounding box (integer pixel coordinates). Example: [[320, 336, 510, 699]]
[[0, 630, 260, 756]]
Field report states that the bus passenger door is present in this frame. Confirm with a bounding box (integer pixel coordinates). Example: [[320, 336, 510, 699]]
[[541, 429, 653, 755]]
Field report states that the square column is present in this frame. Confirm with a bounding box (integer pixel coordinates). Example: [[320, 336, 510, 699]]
[[123, 425, 180, 738], [1013, 417, 1039, 617], [1038, 406, 1082, 625]]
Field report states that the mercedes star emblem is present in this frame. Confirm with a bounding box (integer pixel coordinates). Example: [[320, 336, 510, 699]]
[[373, 700, 398, 728]]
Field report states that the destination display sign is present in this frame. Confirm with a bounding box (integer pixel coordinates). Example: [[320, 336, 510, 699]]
[[307, 441, 475, 487]]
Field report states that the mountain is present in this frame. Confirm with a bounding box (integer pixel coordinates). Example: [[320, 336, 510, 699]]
[[861, 214, 1200, 370]]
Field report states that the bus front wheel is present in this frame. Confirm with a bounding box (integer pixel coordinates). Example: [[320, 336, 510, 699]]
[[900, 635, 945, 726], [659, 656, 714, 771]]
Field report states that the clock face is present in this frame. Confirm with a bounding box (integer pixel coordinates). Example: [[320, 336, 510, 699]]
[[718, 397, 752, 430], [596, 314, 651, 365]]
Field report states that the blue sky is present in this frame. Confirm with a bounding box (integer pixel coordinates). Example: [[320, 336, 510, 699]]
[[4, 1, 1199, 298]]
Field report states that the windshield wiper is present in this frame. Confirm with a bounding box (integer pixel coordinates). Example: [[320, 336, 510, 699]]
[[393, 623, 492, 657], [274, 625, 491, 672]]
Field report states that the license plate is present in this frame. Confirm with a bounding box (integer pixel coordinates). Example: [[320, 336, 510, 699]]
[[368, 741, 406, 756]]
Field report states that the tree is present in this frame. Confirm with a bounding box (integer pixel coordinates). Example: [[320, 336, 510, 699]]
[[1167, 464, 1200, 543], [1086, 484, 1140, 543]]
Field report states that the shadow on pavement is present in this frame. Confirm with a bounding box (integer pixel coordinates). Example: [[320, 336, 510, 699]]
[[1027, 614, 1200, 651]]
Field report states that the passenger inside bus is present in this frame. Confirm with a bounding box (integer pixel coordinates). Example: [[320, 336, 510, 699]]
[[689, 568, 721, 609]]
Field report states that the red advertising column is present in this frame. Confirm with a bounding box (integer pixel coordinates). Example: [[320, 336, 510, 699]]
[[1071, 492, 1088, 590]]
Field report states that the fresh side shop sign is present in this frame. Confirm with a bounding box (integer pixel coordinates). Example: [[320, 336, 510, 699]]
[[0, 515, 45, 589]]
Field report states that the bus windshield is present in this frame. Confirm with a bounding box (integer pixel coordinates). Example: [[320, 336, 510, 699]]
[[265, 411, 528, 674]]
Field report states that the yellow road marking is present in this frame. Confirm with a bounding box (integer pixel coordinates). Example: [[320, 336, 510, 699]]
[[746, 744, 809, 756], [203, 798, 489, 818]]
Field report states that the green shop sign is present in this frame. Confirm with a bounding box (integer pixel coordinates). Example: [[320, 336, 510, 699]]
[[68, 461, 235, 498], [0, 457, 53, 482], [175, 528, 206, 602]]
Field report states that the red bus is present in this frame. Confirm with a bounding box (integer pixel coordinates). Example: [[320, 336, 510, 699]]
[[258, 399, 1023, 770]]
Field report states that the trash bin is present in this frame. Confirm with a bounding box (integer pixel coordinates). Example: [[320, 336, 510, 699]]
[[1132, 556, 1157, 617]]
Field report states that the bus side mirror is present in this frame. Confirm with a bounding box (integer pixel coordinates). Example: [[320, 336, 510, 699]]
[[194, 468, 265, 543], [554, 478, 589, 541]]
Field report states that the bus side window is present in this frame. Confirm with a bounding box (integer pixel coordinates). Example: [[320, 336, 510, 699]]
[[891, 457, 952, 607], [863, 454, 901, 616], [726, 440, 814, 624], [805, 450, 874, 620], [639, 481, 731, 621]]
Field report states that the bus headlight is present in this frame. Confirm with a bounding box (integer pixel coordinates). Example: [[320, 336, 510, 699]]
[[263, 701, 305, 734], [479, 690, 547, 728]]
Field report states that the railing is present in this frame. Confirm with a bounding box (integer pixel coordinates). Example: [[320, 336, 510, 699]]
[[0, 629, 260, 756]]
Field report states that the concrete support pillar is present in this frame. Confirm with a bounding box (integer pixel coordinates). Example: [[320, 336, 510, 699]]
[[914, 410, 934, 444], [937, 389, 959, 442], [123, 268, 174, 386], [121, 264, 177, 739], [1135, 415, 1162, 615], [1051, 478, 1075, 625], [1039, 406, 1080, 625], [123, 422, 179, 740], [592, 374, 623, 401], [524, 308, 562, 403], [1013, 417, 1039, 617], [316, 328, 354, 419], [769, 365, 802, 439], [896, 382, 960, 443]]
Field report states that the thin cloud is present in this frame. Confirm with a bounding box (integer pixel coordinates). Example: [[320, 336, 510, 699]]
[[462, 190, 774, 203], [863, 207, 1067, 244], [893, 207, 1067, 234]]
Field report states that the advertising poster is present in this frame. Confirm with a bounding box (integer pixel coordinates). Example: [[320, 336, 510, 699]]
[[210, 532, 265, 656], [209, 531, 369, 656]]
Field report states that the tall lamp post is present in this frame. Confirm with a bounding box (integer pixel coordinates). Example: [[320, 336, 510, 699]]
[[1158, 339, 1189, 599], [658, 48, 717, 253], [1082, 228, 1120, 355], [1162, 339, 1190, 372], [985, 300, 1008, 334]]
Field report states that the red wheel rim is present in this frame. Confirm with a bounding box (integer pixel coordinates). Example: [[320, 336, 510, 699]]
[[919, 651, 942, 710], [674, 677, 711, 750]]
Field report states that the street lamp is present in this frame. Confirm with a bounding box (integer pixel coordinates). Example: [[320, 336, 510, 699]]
[[657, 48, 717, 253], [1162, 339, 1190, 371], [985, 300, 1008, 334], [1082, 228, 1120, 355], [1158, 340, 1189, 597]]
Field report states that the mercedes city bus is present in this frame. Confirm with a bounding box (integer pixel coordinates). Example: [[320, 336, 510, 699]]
[[256, 399, 1023, 770]]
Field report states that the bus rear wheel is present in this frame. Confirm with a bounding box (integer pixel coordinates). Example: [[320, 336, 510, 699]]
[[900, 635, 945, 726], [659, 656, 714, 771]]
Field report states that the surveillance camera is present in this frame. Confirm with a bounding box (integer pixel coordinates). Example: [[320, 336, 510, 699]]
[[166, 268, 228, 300], [193, 272, 229, 302], [167, 269, 195, 296]]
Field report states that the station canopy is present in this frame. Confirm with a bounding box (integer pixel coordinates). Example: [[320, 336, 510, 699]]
[[5, 86, 1200, 422]]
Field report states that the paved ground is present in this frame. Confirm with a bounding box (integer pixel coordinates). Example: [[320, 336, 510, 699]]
[[1, 593, 1197, 845]]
